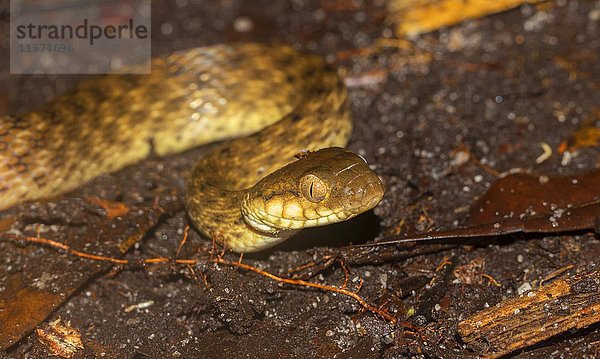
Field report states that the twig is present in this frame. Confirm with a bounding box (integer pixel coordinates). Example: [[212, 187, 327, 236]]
[[2, 234, 197, 266], [213, 257, 396, 323], [175, 226, 190, 257], [458, 267, 600, 358], [1, 233, 398, 324]]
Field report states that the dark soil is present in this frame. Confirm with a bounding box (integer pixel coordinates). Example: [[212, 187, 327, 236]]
[[1, 0, 599, 358]]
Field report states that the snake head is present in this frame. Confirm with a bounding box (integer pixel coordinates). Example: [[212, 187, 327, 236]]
[[241, 147, 384, 234]]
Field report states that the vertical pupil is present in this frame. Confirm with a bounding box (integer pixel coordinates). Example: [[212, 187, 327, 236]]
[[309, 182, 314, 197]]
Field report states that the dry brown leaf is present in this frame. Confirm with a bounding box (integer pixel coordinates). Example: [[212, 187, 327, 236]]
[[569, 108, 600, 150], [389, 0, 544, 37], [36, 318, 84, 358]]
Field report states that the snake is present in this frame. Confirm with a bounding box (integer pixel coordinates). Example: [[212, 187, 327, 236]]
[[0, 43, 385, 252]]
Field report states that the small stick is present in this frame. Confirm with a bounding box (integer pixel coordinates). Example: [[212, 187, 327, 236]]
[[1, 233, 398, 324], [339, 259, 350, 289], [214, 257, 397, 323], [175, 226, 190, 257], [286, 255, 334, 275], [458, 268, 600, 358]]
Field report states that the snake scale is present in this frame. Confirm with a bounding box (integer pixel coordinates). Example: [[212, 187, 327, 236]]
[[0, 43, 384, 252]]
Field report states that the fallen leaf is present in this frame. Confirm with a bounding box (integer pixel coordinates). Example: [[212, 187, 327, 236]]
[[86, 196, 131, 219], [466, 170, 600, 225], [388, 0, 544, 38], [36, 318, 83, 358], [568, 109, 600, 150], [365, 169, 600, 245], [0, 198, 180, 350]]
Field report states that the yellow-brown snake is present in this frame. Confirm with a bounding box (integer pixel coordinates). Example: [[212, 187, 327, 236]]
[[0, 43, 384, 252]]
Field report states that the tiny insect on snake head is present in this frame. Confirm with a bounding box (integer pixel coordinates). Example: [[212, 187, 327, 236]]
[[241, 147, 385, 233]]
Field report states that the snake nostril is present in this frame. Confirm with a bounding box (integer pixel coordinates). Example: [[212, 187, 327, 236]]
[[344, 187, 355, 197]]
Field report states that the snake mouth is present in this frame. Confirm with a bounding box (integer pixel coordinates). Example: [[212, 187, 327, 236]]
[[243, 186, 384, 233], [245, 206, 363, 232]]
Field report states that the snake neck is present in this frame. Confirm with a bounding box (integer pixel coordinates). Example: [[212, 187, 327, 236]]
[[184, 180, 299, 252], [184, 51, 352, 252]]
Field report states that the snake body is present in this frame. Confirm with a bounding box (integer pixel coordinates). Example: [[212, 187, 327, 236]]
[[0, 44, 384, 252]]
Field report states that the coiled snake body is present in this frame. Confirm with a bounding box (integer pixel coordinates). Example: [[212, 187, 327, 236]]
[[0, 44, 384, 252]]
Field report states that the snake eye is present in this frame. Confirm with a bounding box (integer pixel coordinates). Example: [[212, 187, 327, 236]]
[[300, 174, 327, 203]]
